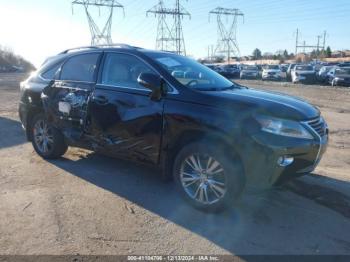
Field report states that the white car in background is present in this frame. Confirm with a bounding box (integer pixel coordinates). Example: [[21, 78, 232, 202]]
[[262, 65, 283, 81], [291, 65, 316, 84]]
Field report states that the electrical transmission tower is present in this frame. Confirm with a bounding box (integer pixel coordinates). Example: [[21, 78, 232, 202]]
[[72, 0, 124, 45], [147, 0, 190, 55], [209, 7, 244, 63], [147, 0, 175, 52]]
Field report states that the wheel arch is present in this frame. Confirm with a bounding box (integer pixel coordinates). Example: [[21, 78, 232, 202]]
[[161, 128, 244, 181], [25, 106, 44, 141]]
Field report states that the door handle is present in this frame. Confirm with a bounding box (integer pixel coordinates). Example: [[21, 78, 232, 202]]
[[92, 95, 108, 105]]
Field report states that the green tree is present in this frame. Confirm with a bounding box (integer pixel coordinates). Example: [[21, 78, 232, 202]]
[[326, 46, 332, 58], [252, 48, 262, 59], [283, 50, 289, 58]]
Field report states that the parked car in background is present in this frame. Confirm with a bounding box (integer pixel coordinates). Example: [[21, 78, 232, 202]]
[[18, 45, 329, 212], [291, 65, 316, 84], [338, 62, 350, 68], [280, 64, 289, 73], [240, 65, 260, 79], [317, 66, 335, 83], [287, 64, 296, 81], [327, 67, 350, 87], [205, 64, 217, 71], [262, 65, 283, 81], [314, 63, 324, 73], [220, 64, 240, 78], [256, 64, 263, 72]]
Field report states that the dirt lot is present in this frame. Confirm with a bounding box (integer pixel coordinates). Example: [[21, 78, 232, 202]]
[[0, 73, 350, 255]]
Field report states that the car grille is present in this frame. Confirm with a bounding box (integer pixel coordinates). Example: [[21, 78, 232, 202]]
[[306, 117, 327, 137]]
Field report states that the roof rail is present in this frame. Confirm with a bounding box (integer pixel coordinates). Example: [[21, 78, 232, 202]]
[[58, 43, 135, 54]]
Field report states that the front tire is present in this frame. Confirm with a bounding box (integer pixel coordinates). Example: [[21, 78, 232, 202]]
[[31, 113, 68, 159], [173, 142, 245, 212]]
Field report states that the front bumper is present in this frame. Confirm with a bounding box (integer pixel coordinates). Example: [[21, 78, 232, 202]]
[[334, 79, 350, 87], [241, 125, 328, 189], [220, 71, 240, 78], [241, 73, 259, 79], [262, 74, 282, 80], [293, 75, 316, 83]]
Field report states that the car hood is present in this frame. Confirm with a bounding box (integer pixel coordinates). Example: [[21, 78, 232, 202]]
[[203, 87, 320, 121]]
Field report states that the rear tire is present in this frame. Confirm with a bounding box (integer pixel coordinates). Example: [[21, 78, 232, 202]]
[[173, 142, 245, 212], [31, 113, 68, 159]]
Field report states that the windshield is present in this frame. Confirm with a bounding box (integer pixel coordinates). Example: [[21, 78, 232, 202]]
[[296, 65, 314, 71], [144, 52, 236, 91], [243, 65, 258, 70], [335, 68, 350, 75], [265, 65, 280, 70]]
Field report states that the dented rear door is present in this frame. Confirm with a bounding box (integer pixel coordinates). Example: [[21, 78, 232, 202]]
[[42, 52, 102, 140]]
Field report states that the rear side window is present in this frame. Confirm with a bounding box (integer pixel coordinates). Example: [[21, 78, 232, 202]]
[[60, 53, 100, 82], [41, 63, 61, 80]]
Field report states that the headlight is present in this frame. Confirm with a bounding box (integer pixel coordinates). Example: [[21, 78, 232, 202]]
[[255, 115, 314, 139], [336, 77, 344, 81]]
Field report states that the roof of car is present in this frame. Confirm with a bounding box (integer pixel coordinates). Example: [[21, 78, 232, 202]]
[[57, 44, 176, 57], [58, 44, 139, 54]]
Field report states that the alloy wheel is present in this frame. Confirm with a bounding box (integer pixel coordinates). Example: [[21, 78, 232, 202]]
[[180, 154, 227, 205], [33, 119, 54, 154]]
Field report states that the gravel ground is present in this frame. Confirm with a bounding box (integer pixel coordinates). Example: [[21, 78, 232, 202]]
[[0, 73, 350, 255]]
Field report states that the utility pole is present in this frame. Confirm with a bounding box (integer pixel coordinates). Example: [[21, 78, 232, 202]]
[[295, 28, 299, 55], [146, 0, 190, 55], [322, 30, 327, 50], [317, 35, 322, 52], [209, 7, 244, 64], [72, 0, 124, 45], [295, 30, 328, 59]]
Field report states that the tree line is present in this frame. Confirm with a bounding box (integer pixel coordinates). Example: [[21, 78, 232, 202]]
[[252, 46, 332, 62], [0, 46, 35, 72]]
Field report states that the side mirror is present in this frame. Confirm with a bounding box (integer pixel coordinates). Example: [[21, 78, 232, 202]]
[[137, 73, 165, 100]]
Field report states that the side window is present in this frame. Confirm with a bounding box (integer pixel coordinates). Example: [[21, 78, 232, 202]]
[[41, 63, 61, 80], [101, 53, 155, 89], [60, 53, 100, 82]]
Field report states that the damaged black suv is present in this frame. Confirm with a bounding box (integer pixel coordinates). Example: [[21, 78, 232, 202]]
[[19, 44, 328, 211]]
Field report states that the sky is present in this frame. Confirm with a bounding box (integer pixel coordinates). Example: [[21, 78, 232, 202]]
[[0, 0, 349, 67]]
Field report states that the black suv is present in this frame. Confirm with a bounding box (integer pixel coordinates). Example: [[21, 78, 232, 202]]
[[19, 45, 328, 211]]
